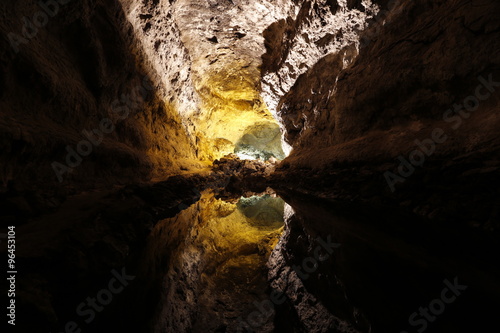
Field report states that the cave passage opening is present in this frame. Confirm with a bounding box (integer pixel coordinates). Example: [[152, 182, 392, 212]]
[[195, 90, 288, 163], [234, 121, 286, 161], [189, 53, 288, 162]]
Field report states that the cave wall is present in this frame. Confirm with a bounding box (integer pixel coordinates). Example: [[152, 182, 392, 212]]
[[120, 0, 301, 162], [261, 0, 380, 153], [0, 0, 203, 198], [264, 0, 500, 166], [264, 0, 500, 226]]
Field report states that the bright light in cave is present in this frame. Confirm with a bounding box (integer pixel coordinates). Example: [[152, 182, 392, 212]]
[[236, 152, 257, 160], [190, 58, 287, 162], [233, 121, 286, 161]]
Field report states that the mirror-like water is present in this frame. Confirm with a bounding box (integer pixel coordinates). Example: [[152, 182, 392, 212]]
[[139, 189, 500, 333], [144, 190, 285, 332]]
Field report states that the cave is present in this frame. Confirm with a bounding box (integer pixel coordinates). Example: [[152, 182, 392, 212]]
[[1, 0, 499, 332]]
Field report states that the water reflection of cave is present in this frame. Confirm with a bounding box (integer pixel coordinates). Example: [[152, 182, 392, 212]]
[[234, 122, 285, 161], [236, 194, 285, 230], [151, 191, 285, 332]]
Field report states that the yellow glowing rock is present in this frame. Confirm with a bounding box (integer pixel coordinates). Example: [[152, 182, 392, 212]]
[[191, 61, 283, 161]]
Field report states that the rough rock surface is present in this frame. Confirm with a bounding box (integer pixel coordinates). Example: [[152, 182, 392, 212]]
[[268, 0, 500, 154], [0, 0, 201, 194], [264, 0, 500, 226], [261, 0, 379, 152]]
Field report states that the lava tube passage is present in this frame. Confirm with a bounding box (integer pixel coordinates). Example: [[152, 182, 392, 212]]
[[4, 1, 500, 333]]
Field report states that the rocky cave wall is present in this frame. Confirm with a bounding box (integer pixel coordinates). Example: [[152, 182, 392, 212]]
[[119, 0, 301, 162], [263, 1, 500, 164], [264, 0, 500, 170], [265, 0, 500, 226], [166, 0, 295, 160], [0, 0, 205, 198]]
